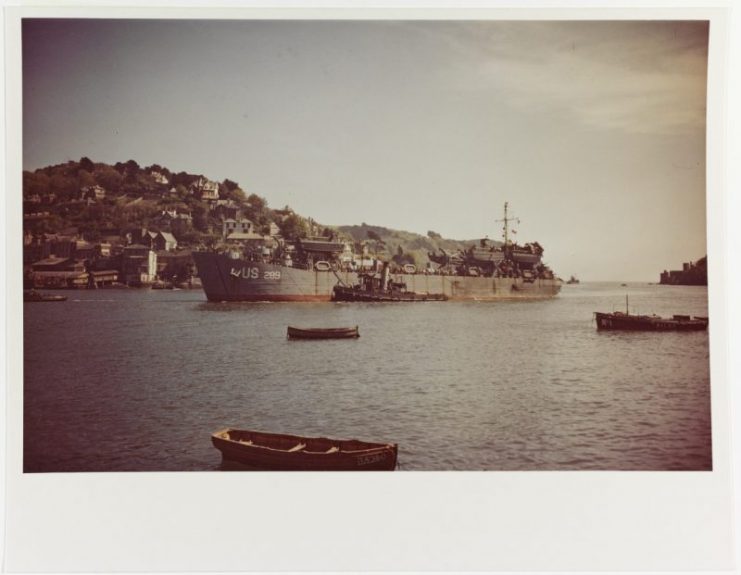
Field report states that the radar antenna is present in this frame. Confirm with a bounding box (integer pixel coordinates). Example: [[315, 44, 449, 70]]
[[495, 202, 520, 246]]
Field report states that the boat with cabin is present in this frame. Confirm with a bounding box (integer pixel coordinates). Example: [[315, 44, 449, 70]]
[[332, 262, 447, 302], [595, 296, 708, 331]]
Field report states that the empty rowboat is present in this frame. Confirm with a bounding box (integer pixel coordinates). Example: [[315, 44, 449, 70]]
[[211, 428, 398, 471], [287, 325, 359, 339]]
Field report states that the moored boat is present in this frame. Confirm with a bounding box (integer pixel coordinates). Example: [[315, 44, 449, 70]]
[[287, 325, 360, 339], [23, 290, 67, 302], [212, 428, 398, 471], [595, 295, 708, 331], [192, 202, 560, 302], [594, 311, 708, 331], [332, 262, 447, 302]]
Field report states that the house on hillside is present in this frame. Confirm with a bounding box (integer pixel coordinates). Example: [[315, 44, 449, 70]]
[[222, 218, 254, 239], [129, 228, 157, 248], [82, 185, 106, 201], [211, 199, 241, 219], [74, 240, 97, 260], [150, 171, 169, 185], [121, 244, 157, 285], [153, 231, 178, 252], [191, 177, 220, 201]]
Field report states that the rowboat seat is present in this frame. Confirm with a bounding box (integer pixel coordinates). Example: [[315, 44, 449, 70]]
[[239, 440, 253, 445], [288, 443, 306, 452], [325, 446, 339, 454]]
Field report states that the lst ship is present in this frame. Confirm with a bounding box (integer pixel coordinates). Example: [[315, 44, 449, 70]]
[[192, 203, 561, 302]]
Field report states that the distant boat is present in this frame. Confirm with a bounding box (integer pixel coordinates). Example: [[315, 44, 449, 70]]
[[566, 275, 580, 284], [287, 325, 359, 339], [595, 296, 708, 331], [23, 290, 67, 302], [211, 428, 398, 471]]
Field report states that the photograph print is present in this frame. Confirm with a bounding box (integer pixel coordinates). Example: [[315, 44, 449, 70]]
[[21, 18, 711, 472]]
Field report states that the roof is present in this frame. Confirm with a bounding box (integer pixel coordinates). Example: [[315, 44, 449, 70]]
[[227, 232, 265, 241], [158, 232, 177, 242], [30, 271, 87, 279], [31, 256, 72, 266], [124, 244, 152, 250]]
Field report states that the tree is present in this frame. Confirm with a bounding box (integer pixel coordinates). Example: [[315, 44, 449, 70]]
[[220, 186, 247, 204], [279, 213, 308, 239], [78, 169, 95, 189], [427, 230, 442, 240], [367, 229, 382, 242], [247, 193, 267, 211], [94, 166, 123, 192], [79, 157, 95, 173], [23, 171, 50, 198], [222, 179, 240, 192], [49, 174, 78, 201]]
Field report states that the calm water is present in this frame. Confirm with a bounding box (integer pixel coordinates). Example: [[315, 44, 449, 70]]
[[23, 283, 711, 471]]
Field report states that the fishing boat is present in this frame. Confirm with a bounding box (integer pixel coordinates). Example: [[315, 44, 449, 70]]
[[287, 325, 360, 339], [211, 428, 398, 471], [23, 290, 67, 302], [566, 275, 580, 284], [332, 262, 447, 302], [192, 203, 560, 302], [595, 296, 708, 331]]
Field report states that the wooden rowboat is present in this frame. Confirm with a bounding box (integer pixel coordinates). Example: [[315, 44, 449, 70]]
[[212, 428, 398, 471], [287, 325, 359, 339]]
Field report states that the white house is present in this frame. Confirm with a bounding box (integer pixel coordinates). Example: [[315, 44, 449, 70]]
[[222, 218, 255, 239], [191, 177, 220, 201]]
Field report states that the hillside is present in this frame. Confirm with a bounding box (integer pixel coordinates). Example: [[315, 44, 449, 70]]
[[22, 157, 489, 265], [336, 224, 485, 268]]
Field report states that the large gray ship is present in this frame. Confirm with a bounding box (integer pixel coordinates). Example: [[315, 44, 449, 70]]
[[192, 203, 561, 302]]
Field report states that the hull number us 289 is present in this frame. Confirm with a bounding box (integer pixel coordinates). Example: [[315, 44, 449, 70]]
[[230, 267, 281, 281]]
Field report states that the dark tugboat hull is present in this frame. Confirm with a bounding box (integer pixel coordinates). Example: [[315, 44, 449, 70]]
[[595, 312, 708, 331], [332, 286, 447, 302]]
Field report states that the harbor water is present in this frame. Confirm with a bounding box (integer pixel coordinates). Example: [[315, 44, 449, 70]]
[[23, 283, 711, 471]]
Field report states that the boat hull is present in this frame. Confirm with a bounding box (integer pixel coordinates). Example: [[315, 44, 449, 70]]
[[212, 428, 397, 471], [332, 286, 447, 302], [192, 252, 561, 302], [595, 312, 708, 331], [287, 326, 359, 339]]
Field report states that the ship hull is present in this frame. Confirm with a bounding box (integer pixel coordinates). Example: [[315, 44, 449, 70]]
[[192, 252, 561, 302]]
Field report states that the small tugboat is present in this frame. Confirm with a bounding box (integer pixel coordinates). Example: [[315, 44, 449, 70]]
[[566, 275, 580, 284], [212, 428, 398, 471], [287, 326, 360, 339], [23, 290, 67, 302], [595, 296, 708, 331], [332, 262, 447, 302]]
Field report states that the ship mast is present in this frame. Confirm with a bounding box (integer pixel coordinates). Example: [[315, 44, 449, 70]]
[[496, 201, 520, 246]]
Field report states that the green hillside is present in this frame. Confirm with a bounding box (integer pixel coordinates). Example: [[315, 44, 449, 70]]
[[23, 157, 489, 264]]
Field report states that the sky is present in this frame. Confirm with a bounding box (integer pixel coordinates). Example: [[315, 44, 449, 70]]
[[22, 19, 709, 281]]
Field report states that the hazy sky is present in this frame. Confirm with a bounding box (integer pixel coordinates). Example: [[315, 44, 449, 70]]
[[22, 19, 709, 281]]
